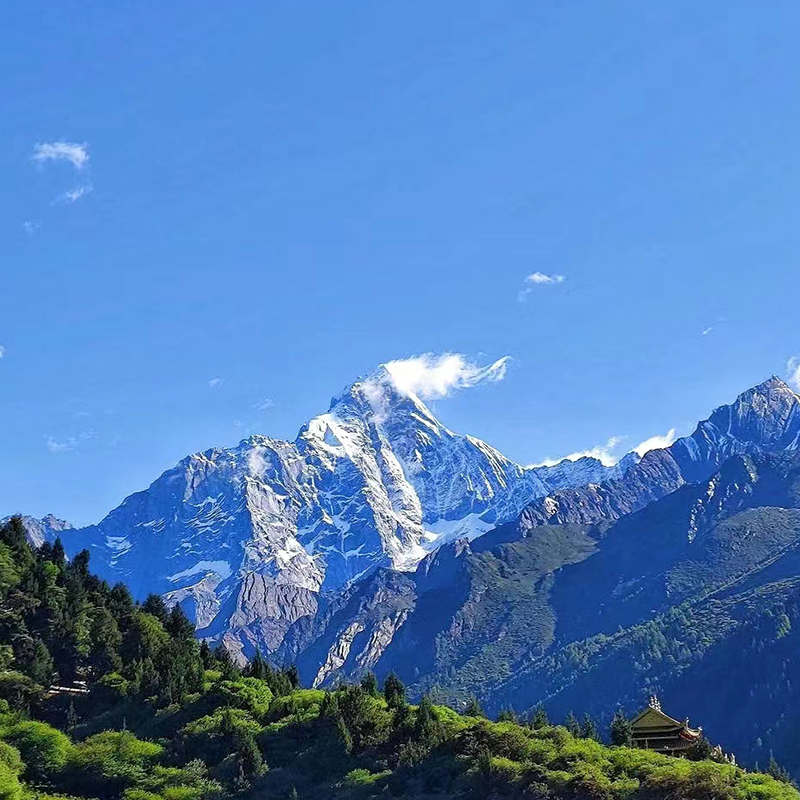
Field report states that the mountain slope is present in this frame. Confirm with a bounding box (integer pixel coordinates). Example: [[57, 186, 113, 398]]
[[268, 379, 800, 689], [63, 365, 622, 659]]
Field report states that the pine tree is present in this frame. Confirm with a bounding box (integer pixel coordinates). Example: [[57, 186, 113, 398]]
[[285, 664, 300, 689], [360, 672, 379, 698], [565, 711, 581, 737], [530, 705, 549, 730], [199, 640, 213, 669], [248, 650, 267, 680], [142, 594, 169, 625], [768, 752, 795, 785], [383, 673, 406, 709], [610, 709, 632, 746], [237, 732, 265, 777], [497, 707, 518, 724], [580, 713, 599, 741], [464, 696, 485, 717]]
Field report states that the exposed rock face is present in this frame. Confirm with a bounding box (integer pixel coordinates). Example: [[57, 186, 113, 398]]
[[61, 366, 621, 659], [0, 514, 74, 549], [494, 377, 800, 538]]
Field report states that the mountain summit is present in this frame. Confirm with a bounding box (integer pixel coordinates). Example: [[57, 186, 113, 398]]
[[64, 364, 620, 658]]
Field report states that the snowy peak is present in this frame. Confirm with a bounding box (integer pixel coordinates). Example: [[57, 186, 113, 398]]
[[61, 362, 620, 659]]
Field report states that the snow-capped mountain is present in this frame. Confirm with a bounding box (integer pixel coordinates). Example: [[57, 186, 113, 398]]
[[275, 377, 800, 693], [63, 365, 626, 659]]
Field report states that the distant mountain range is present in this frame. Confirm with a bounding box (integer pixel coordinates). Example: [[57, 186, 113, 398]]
[[14, 370, 800, 771]]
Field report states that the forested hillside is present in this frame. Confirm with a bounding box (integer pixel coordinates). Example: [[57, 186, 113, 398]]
[[1, 516, 796, 800]]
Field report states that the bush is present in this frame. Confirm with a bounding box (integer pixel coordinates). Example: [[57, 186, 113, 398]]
[[214, 678, 273, 720], [65, 730, 163, 799], [0, 760, 21, 800], [0, 720, 72, 782], [0, 672, 42, 712]]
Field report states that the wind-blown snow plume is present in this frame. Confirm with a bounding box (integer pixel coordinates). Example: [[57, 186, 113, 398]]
[[383, 353, 509, 400], [634, 428, 677, 456], [531, 436, 623, 469], [787, 357, 800, 391]]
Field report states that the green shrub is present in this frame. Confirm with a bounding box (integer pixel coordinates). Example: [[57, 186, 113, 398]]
[[0, 720, 72, 781], [214, 678, 272, 720], [0, 760, 21, 800]]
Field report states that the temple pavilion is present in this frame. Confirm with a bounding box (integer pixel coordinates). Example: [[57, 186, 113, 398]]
[[629, 696, 702, 756]]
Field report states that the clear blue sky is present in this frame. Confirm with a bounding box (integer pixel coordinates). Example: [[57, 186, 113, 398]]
[[3, 1, 800, 526]]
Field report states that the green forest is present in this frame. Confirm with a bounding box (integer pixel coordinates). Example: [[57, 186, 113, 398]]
[[0, 516, 797, 800]]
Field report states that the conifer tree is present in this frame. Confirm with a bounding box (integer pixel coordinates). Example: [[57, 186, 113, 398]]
[[565, 711, 581, 737], [610, 709, 632, 746], [360, 672, 379, 698], [530, 705, 549, 730], [383, 673, 406, 709]]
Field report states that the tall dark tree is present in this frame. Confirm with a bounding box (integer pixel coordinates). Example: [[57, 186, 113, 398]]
[[360, 672, 379, 698], [383, 673, 406, 709], [610, 709, 632, 746]]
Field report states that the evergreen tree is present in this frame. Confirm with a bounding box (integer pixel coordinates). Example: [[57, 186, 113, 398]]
[[530, 705, 549, 730], [565, 711, 581, 737], [580, 713, 599, 741], [248, 650, 267, 680], [610, 709, 632, 746], [51, 538, 66, 567], [236, 732, 265, 777], [199, 640, 213, 670], [383, 673, 406, 709], [142, 594, 169, 625], [360, 672, 379, 698], [415, 695, 440, 745], [497, 707, 518, 724], [464, 696, 485, 717], [768, 753, 795, 785], [285, 664, 300, 689]]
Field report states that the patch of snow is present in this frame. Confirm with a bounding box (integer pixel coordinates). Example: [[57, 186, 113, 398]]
[[167, 560, 233, 582]]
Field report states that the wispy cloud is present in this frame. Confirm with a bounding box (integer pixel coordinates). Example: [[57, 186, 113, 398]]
[[701, 326, 714, 336], [634, 428, 677, 456], [46, 436, 77, 453], [531, 436, 624, 469], [208, 377, 223, 388], [22, 220, 41, 235], [53, 184, 92, 205], [382, 353, 510, 400], [32, 141, 89, 170], [787, 357, 800, 391], [0, 344, 5, 359], [252, 397, 274, 411], [518, 271, 566, 302], [45, 430, 95, 454]]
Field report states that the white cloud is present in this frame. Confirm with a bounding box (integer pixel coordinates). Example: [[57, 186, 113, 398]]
[[0, 344, 5, 359], [45, 430, 94, 453], [634, 428, 677, 457], [787, 357, 800, 390], [531, 436, 624, 469], [526, 271, 566, 285], [53, 184, 92, 205], [701, 326, 714, 336], [32, 141, 89, 170], [46, 436, 77, 453], [383, 353, 510, 400], [208, 377, 223, 388], [22, 220, 41, 235], [252, 397, 274, 411], [518, 272, 566, 302]]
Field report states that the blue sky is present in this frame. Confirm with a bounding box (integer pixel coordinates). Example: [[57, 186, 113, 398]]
[[3, 1, 800, 526]]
